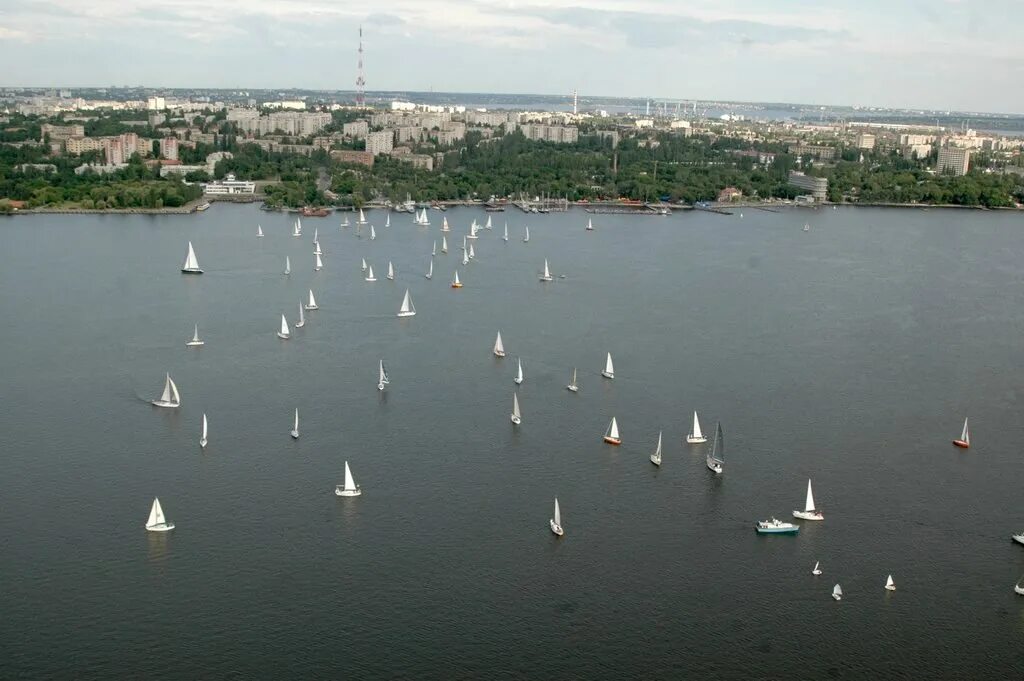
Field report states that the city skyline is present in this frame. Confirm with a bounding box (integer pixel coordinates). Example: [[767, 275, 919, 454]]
[[2, 0, 1022, 114]]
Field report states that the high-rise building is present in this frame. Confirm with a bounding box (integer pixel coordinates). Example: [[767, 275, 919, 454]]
[[937, 146, 970, 176], [365, 130, 393, 155], [855, 133, 876, 150], [160, 137, 179, 161]]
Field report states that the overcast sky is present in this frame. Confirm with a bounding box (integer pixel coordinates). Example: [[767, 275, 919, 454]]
[[1, 0, 1021, 113]]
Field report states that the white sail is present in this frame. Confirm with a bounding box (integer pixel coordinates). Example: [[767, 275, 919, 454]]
[[462, 249, 469, 266], [361, 257, 367, 271], [147, 498, 166, 527], [296, 216, 303, 234], [279, 314, 290, 338], [314, 252, 323, 270], [553, 498, 561, 526], [307, 289, 318, 309], [485, 216, 492, 230], [432, 240, 437, 256], [468, 243, 475, 259], [370, 225, 376, 240], [516, 358, 523, 383], [570, 368, 577, 388], [385, 213, 390, 228], [379, 360, 389, 385], [358, 208, 366, 224], [442, 216, 450, 232], [190, 324, 201, 343], [452, 270, 461, 285], [608, 417, 620, 441], [284, 256, 291, 275], [805, 479, 816, 512], [494, 332, 504, 355], [524, 226, 530, 242], [543, 259, 551, 280], [886, 575, 895, 590], [503, 223, 509, 241], [313, 227, 319, 243], [833, 584, 843, 598], [512, 392, 521, 420], [604, 353, 615, 377], [257, 224, 263, 237], [201, 413, 208, 444], [710, 422, 725, 464], [387, 261, 394, 280], [293, 408, 299, 434], [366, 265, 375, 281], [182, 241, 201, 272], [587, 218, 593, 231], [960, 417, 970, 444], [692, 412, 704, 440], [654, 431, 662, 458], [296, 301, 305, 327], [344, 461, 357, 491], [314, 240, 322, 256], [398, 289, 416, 317], [426, 260, 433, 279], [442, 235, 448, 253]]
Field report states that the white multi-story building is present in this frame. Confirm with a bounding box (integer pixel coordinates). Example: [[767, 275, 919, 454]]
[[147, 96, 166, 110], [343, 121, 369, 138], [365, 130, 394, 156], [937, 146, 970, 176], [520, 124, 579, 144], [201, 173, 255, 195]]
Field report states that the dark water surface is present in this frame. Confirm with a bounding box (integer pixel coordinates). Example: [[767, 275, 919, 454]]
[[2, 205, 1024, 679]]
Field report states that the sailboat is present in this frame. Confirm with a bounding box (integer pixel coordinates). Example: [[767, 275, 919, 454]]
[[295, 302, 306, 328], [186, 324, 204, 347], [151, 373, 181, 408], [341, 215, 349, 228], [832, 584, 843, 601], [369, 225, 376, 241], [468, 243, 475, 260], [812, 561, 822, 575], [550, 498, 564, 536], [952, 417, 970, 448], [885, 575, 896, 591], [387, 261, 395, 281], [603, 417, 621, 445], [441, 216, 450, 232], [313, 227, 319, 243], [199, 413, 208, 448], [277, 314, 290, 339], [485, 215, 493, 230], [290, 408, 299, 438], [539, 259, 553, 282], [441, 235, 449, 253], [706, 422, 724, 473], [1015, 579, 1024, 596], [284, 256, 291, 275], [419, 208, 430, 226], [335, 461, 362, 496], [803, 223, 810, 232], [357, 208, 367, 225], [567, 368, 578, 392], [378, 360, 390, 391], [292, 217, 302, 237], [586, 218, 594, 231], [385, 212, 391, 228], [1013, 531, 1024, 546], [257, 224, 263, 237], [365, 265, 377, 282], [425, 260, 433, 279], [181, 241, 203, 274], [601, 352, 614, 379], [793, 479, 824, 520], [305, 289, 318, 310], [523, 226, 530, 242], [511, 392, 521, 425], [145, 498, 174, 532], [361, 257, 367, 272], [313, 240, 322, 256], [514, 358, 524, 385], [503, 223, 509, 242], [493, 331, 505, 358], [432, 240, 437, 257], [314, 252, 323, 271], [687, 411, 707, 443], [451, 270, 462, 288], [650, 431, 663, 466], [397, 289, 416, 317], [462, 249, 469, 266]]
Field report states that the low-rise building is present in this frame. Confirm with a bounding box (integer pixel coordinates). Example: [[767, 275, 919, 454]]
[[855, 133, 876, 150], [789, 144, 836, 161], [330, 149, 374, 167], [717, 186, 743, 202], [201, 173, 255, 195], [788, 171, 828, 201], [391, 153, 433, 171]]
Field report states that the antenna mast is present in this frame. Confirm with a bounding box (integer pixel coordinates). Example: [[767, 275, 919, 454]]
[[356, 26, 365, 107]]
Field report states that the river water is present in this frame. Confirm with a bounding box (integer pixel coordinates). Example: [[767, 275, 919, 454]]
[[1, 205, 1023, 679]]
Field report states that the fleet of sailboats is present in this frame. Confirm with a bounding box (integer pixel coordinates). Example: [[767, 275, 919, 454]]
[[151, 373, 181, 408], [603, 417, 621, 445], [335, 461, 362, 496], [181, 241, 203, 274], [397, 289, 416, 317], [145, 498, 174, 532], [186, 324, 204, 347]]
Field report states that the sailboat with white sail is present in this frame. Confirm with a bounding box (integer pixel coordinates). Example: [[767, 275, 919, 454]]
[[199, 413, 208, 448], [567, 368, 578, 392], [441, 216, 450, 232], [341, 215, 349, 228], [186, 324, 204, 347], [467, 221, 479, 239], [378, 360, 390, 391], [952, 417, 970, 448], [442, 235, 449, 253], [151, 373, 181, 408], [793, 479, 824, 520], [539, 259, 553, 282], [586, 218, 594, 231], [313, 239, 322, 256], [425, 260, 433, 279], [277, 314, 290, 339], [514, 358, 524, 385], [295, 302, 306, 328], [387, 261, 395, 280], [451, 269, 462, 288], [503, 223, 509, 242], [357, 208, 367, 225], [485, 215, 493, 230], [523, 226, 530, 242], [468, 243, 475, 260], [687, 411, 707, 443], [419, 208, 430, 226], [305, 289, 318, 310], [493, 331, 505, 357], [650, 431, 663, 466], [603, 417, 621, 445], [365, 265, 377, 282], [284, 256, 291, 275], [313, 227, 319, 243], [511, 392, 521, 425], [601, 352, 614, 379], [885, 575, 896, 591], [257, 224, 263, 237], [293, 217, 302, 237], [181, 241, 203, 274], [361, 257, 367, 272], [385, 212, 391, 228], [432, 240, 437, 256], [145, 498, 174, 532], [812, 561, 823, 575], [462, 248, 470, 266], [335, 461, 362, 496], [550, 498, 564, 536], [290, 408, 299, 438], [832, 584, 843, 601], [314, 252, 323, 271], [397, 289, 416, 317], [706, 422, 724, 473], [369, 225, 376, 241]]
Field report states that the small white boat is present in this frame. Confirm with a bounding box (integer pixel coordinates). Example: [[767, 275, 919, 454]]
[[257, 224, 263, 237], [1012, 532, 1024, 546], [290, 408, 299, 438], [523, 226, 530, 243], [812, 561, 822, 575], [378, 360, 390, 391], [185, 324, 204, 347], [419, 208, 430, 226], [293, 217, 302, 236], [425, 260, 433, 279], [357, 208, 367, 225], [451, 270, 462, 288], [567, 367, 578, 392], [277, 314, 290, 340], [385, 213, 390, 228], [514, 358, 524, 385], [601, 352, 614, 379], [885, 575, 896, 591], [467, 221, 479, 239], [952, 416, 970, 449], [199, 413, 208, 448], [1015, 579, 1024, 596], [468, 243, 475, 260], [803, 223, 810, 232], [485, 215, 493, 230], [432, 240, 437, 257], [365, 265, 376, 282], [397, 289, 416, 317], [361, 257, 367, 272], [586, 218, 594, 231], [503, 223, 509, 242], [441, 216, 450, 232], [181, 241, 203, 274], [441, 235, 449, 253], [706, 422, 724, 474], [370, 225, 376, 241], [387, 261, 395, 281], [145, 497, 174, 532], [793, 479, 824, 521], [650, 431, 663, 466], [511, 392, 521, 425], [462, 249, 469, 266], [304, 289, 318, 310], [603, 417, 621, 445], [295, 302, 305, 328], [832, 584, 843, 601], [493, 331, 505, 358], [284, 256, 291, 275], [151, 373, 181, 408], [335, 461, 362, 496], [755, 518, 800, 534], [687, 411, 707, 444], [550, 498, 564, 536], [539, 259, 553, 282], [314, 252, 323, 271]]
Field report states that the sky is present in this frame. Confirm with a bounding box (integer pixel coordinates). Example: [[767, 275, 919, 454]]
[[1, 0, 1022, 113]]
